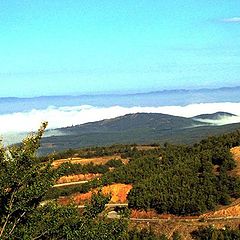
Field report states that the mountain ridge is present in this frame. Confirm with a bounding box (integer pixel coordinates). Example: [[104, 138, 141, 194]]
[[40, 111, 240, 155], [1, 85, 240, 99], [61, 112, 204, 133]]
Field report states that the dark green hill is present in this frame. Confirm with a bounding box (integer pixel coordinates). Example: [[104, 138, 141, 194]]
[[193, 111, 236, 120], [40, 113, 240, 154], [61, 112, 203, 133]]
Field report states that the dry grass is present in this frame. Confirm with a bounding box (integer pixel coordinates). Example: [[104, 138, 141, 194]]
[[57, 173, 101, 184], [131, 219, 240, 240], [201, 200, 240, 218], [52, 155, 125, 168], [135, 145, 159, 151]]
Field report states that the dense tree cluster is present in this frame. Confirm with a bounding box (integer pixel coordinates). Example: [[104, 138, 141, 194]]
[[126, 131, 240, 215], [59, 159, 123, 176], [71, 130, 240, 216], [127, 151, 239, 214]]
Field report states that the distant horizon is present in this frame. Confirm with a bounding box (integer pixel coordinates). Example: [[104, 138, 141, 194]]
[[1, 84, 240, 99]]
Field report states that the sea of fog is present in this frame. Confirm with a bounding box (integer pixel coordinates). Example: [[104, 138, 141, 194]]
[[1, 87, 240, 145]]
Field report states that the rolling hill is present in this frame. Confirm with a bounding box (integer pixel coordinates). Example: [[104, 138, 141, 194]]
[[39, 112, 240, 154], [60, 112, 204, 133]]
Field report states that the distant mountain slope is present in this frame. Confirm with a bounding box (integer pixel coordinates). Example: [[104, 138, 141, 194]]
[[193, 111, 236, 120], [61, 112, 204, 133], [39, 112, 240, 155]]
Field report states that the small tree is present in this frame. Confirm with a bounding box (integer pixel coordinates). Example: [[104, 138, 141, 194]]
[[0, 122, 60, 238]]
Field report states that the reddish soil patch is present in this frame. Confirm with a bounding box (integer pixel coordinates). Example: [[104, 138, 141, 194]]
[[101, 184, 132, 203], [58, 183, 132, 205]]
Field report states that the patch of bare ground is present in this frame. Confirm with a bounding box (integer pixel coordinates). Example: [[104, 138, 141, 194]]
[[52, 155, 127, 168], [58, 183, 132, 206], [201, 198, 240, 218]]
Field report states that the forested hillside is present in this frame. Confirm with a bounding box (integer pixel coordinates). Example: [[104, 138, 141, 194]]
[[46, 130, 240, 216]]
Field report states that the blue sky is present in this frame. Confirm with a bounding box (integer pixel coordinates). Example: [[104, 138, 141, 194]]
[[0, 0, 240, 97]]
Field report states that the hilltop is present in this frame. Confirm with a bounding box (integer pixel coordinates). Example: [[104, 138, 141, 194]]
[[40, 112, 240, 154]]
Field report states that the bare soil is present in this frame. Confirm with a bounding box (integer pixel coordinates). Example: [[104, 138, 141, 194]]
[[58, 183, 132, 205]]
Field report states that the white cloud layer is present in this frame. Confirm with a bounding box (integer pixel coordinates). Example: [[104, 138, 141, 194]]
[[194, 116, 240, 126], [0, 102, 240, 136], [222, 17, 240, 22]]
